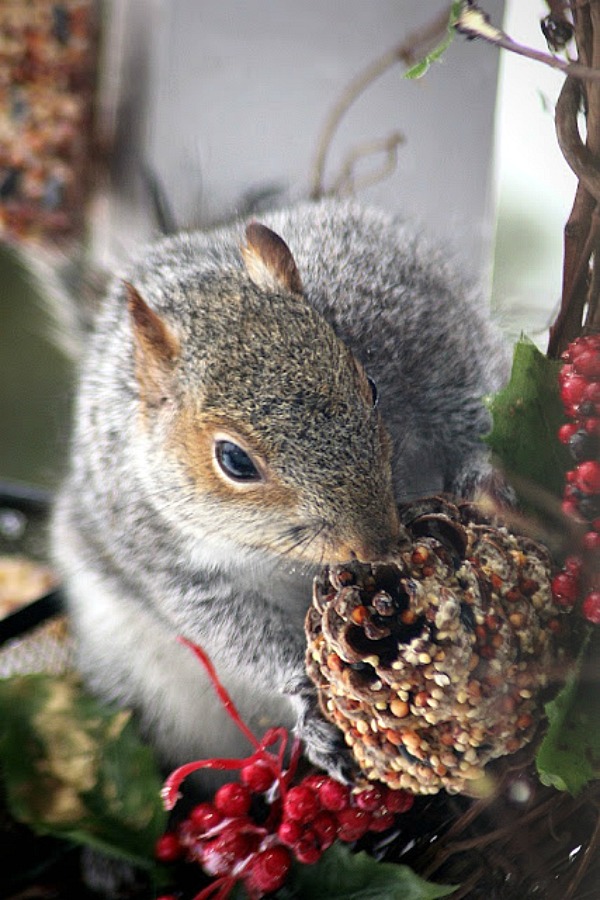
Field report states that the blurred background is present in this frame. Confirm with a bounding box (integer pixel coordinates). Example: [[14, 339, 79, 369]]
[[0, 0, 576, 490]]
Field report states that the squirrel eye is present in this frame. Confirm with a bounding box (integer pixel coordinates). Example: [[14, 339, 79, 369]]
[[367, 376, 379, 409], [215, 440, 262, 483]]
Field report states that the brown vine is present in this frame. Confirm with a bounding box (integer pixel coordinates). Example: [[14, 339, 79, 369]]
[[548, 2, 600, 357]]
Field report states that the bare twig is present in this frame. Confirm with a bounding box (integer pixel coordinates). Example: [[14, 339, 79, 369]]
[[330, 132, 405, 196], [457, 4, 600, 83], [309, 7, 450, 199], [563, 807, 600, 900]]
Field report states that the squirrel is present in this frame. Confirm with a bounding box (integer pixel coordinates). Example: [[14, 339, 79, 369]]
[[51, 198, 509, 784]]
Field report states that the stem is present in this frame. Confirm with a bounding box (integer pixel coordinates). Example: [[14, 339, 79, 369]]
[[549, 4, 600, 355], [585, 2, 600, 330], [457, 5, 600, 82], [309, 7, 450, 198], [192, 876, 236, 900], [161, 757, 253, 810], [555, 77, 600, 204], [179, 637, 260, 750], [549, 78, 596, 356]]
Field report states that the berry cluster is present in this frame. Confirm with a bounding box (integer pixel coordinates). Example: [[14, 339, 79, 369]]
[[155, 639, 414, 900], [556, 333, 600, 625]]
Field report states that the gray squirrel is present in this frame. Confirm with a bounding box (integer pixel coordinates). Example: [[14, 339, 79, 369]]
[[51, 198, 509, 784]]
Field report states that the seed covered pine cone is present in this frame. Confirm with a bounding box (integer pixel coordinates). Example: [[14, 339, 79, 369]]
[[305, 497, 569, 796]]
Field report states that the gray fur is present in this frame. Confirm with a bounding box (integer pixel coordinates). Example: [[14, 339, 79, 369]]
[[51, 199, 508, 781]]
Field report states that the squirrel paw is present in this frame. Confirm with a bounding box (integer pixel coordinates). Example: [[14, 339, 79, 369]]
[[288, 679, 357, 783], [451, 459, 516, 509]]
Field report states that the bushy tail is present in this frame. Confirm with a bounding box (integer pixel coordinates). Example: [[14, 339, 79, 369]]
[[16, 243, 108, 362]]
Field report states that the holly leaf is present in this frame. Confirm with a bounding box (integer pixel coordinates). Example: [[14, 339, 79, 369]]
[[404, 1, 462, 80], [536, 633, 600, 795], [485, 336, 570, 509], [0, 673, 167, 869], [277, 842, 456, 899]]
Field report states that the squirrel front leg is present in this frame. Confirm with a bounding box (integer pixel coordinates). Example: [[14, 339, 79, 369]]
[[171, 582, 355, 781], [285, 675, 356, 783]]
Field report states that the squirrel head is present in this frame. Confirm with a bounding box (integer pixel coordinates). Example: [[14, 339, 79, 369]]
[[124, 221, 406, 567]]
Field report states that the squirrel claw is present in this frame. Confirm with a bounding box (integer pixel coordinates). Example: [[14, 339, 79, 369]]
[[290, 683, 357, 784]]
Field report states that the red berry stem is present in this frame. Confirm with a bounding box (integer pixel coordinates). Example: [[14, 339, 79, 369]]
[[162, 757, 258, 812], [178, 637, 261, 750], [191, 875, 236, 900]]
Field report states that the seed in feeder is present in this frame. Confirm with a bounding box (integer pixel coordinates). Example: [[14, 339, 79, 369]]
[[305, 496, 570, 795]]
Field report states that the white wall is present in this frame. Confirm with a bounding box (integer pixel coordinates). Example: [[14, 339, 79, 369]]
[[493, 0, 577, 344], [94, 1, 505, 285]]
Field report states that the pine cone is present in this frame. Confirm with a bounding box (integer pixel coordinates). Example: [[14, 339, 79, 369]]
[[305, 497, 568, 796]]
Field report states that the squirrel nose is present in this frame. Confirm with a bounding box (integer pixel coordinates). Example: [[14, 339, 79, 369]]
[[330, 507, 408, 564], [337, 528, 407, 564], [348, 540, 399, 564]]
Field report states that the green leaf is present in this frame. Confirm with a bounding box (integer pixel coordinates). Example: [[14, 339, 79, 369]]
[[536, 633, 600, 795], [485, 336, 570, 510], [404, 1, 463, 80], [277, 843, 456, 899], [0, 673, 167, 869]]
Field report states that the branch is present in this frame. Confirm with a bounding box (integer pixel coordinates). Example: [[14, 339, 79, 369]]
[[457, 4, 600, 83], [330, 132, 405, 196], [309, 7, 451, 199], [555, 76, 600, 205], [548, 76, 597, 358]]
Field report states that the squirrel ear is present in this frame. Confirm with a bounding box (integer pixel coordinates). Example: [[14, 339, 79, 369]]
[[124, 282, 180, 406], [241, 222, 303, 295]]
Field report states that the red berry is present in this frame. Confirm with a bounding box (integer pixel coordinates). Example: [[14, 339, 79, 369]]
[[585, 418, 600, 436], [382, 788, 415, 814], [336, 807, 372, 842], [199, 826, 259, 876], [302, 773, 328, 790], [584, 381, 600, 404], [283, 785, 319, 822], [317, 778, 350, 812], [551, 572, 579, 606], [551, 574, 579, 608], [582, 591, 600, 624], [241, 760, 276, 793], [214, 782, 252, 817], [558, 422, 578, 444], [188, 802, 222, 833], [564, 555, 583, 575], [368, 809, 396, 833], [245, 845, 291, 894], [312, 811, 339, 849], [572, 347, 600, 378], [277, 819, 302, 846], [574, 460, 600, 494], [559, 363, 575, 382], [568, 334, 600, 363], [560, 374, 588, 409], [216, 827, 257, 860], [583, 530, 600, 552], [353, 786, 385, 811], [562, 498, 584, 520], [294, 832, 322, 865], [155, 832, 182, 863]]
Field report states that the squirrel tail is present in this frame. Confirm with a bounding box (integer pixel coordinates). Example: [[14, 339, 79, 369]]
[[17, 244, 108, 362]]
